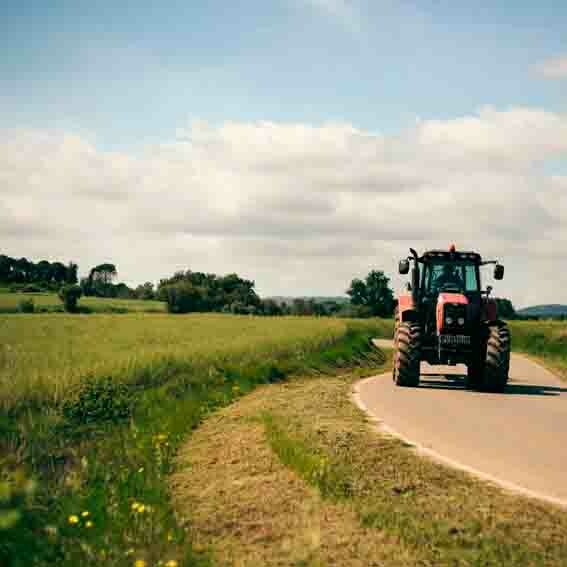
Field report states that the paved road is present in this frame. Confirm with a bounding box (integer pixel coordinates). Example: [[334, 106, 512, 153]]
[[354, 340, 567, 507]]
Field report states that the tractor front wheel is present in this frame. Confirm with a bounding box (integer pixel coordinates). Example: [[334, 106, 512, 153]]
[[394, 321, 421, 387]]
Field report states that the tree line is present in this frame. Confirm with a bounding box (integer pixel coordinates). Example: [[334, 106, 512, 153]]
[[0, 255, 78, 289], [1, 252, 519, 319]]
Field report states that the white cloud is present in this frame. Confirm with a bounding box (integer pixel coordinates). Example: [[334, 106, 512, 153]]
[[1, 107, 567, 308], [302, 0, 361, 34], [533, 54, 567, 79]]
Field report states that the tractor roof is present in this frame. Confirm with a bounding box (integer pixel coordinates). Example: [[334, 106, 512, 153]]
[[421, 249, 482, 263]]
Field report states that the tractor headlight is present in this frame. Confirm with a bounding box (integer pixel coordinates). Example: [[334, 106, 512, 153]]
[[457, 317, 465, 326], [445, 316, 453, 325]]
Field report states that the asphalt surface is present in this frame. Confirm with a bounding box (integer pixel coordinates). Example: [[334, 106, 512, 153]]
[[354, 339, 567, 507]]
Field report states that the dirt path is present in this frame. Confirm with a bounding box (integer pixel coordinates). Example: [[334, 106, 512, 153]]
[[356, 341, 567, 507]]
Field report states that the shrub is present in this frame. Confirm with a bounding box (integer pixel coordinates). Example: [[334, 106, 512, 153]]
[[17, 299, 34, 313], [58, 285, 82, 313], [163, 282, 205, 313], [62, 375, 133, 425]]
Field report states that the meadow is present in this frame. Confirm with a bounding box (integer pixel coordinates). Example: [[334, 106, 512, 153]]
[[0, 292, 165, 314], [1, 313, 564, 566], [0, 313, 387, 566]]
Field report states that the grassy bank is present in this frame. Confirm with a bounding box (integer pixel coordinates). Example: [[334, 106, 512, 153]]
[[1, 316, 384, 566], [509, 320, 567, 378], [173, 370, 567, 566], [0, 292, 165, 314]]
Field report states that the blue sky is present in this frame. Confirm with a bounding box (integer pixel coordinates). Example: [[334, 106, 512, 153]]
[[2, 1, 565, 148], [1, 1, 567, 306]]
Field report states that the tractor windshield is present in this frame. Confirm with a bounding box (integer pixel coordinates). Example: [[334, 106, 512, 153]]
[[422, 261, 479, 296]]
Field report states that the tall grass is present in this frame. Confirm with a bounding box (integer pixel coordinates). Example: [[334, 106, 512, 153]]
[[509, 320, 567, 377], [0, 314, 347, 413], [0, 315, 385, 566]]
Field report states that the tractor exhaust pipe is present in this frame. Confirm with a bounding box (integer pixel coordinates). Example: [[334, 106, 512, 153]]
[[409, 248, 420, 306]]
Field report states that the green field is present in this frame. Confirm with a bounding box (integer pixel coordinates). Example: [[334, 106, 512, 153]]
[[0, 292, 165, 313], [1, 314, 564, 565], [1, 314, 386, 566], [0, 314, 348, 412], [509, 320, 567, 377]]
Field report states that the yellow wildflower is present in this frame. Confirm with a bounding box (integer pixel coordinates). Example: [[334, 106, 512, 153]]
[[167, 532, 174, 542], [134, 560, 147, 567], [137, 504, 145, 513], [165, 561, 178, 567], [81, 511, 90, 517], [68, 515, 79, 525], [85, 520, 93, 528], [131, 501, 140, 511]]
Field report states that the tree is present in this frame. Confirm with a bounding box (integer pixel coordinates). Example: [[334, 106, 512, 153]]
[[346, 270, 395, 317], [157, 269, 260, 313], [495, 298, 516, 320], [135, 282, 155, 300], [66, 262, 79, 284], [35, 260, 52, 283], [0, 255, 13, 281], [346, 278, 367, 306], [260, 299, 283, 316], [13, 258, 32, 283], [50, 262, 68, 283], [164, 282, 206, 313], [114, 283, 135, 299], [88, 263, 118, 296], [58, 285, 82, 313]]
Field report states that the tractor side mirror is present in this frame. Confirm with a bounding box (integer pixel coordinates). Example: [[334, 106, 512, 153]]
[[486, 285, 493, 296], [494, 264, 504, 280], [399, 259, 410, 275]]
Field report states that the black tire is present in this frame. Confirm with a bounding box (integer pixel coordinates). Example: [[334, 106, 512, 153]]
[[479, 322, 511, 392], [466, 354, 484, 389], [392, 309, 400, 382], [394, 322, 421, 387]]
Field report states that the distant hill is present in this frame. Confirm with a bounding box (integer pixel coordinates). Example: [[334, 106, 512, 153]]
[[516, 304, 567, 318], [266, 296, 350, 306]]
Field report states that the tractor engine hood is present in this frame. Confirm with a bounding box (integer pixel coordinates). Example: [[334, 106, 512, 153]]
[[436, 293, 468, 333]]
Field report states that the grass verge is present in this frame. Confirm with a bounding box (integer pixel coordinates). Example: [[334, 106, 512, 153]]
[[1, 318, 383, 566], [172, 361, 567, 566], [509, 320, 567, 379]]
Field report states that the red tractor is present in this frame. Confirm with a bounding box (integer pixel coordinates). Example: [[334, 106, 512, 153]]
[[393, 244, 510, 392]]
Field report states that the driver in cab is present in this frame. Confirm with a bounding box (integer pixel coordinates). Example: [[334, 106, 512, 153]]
[[434, 265, 464, 292]]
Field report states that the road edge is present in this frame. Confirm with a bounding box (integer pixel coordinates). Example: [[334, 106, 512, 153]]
[[351, 373, 567, 511]]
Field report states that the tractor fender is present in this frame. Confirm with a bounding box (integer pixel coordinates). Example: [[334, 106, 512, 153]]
[[482, 298, 497, 322], [397, 293, 418, 322]]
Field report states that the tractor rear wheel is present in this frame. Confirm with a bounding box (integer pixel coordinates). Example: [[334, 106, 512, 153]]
[[466, 334, 486, 389], [466, 356, 483, 389], [394, 321, 421, 387], [479, 322, 511, 392]]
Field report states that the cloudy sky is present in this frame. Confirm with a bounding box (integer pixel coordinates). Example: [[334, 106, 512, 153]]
[[1, 1, 566, 308]]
